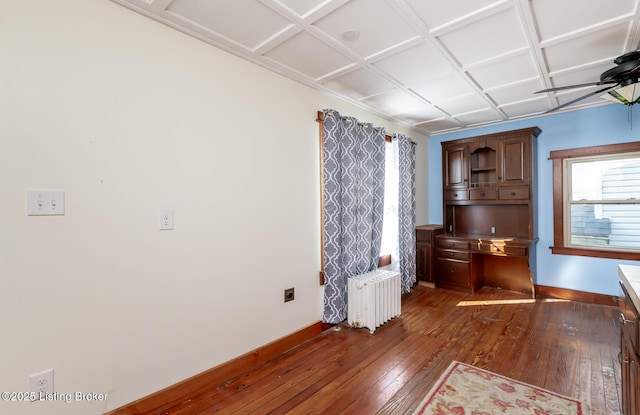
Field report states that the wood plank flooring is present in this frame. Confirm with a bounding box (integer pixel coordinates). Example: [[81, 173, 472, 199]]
[[165, 285, 621, 414]]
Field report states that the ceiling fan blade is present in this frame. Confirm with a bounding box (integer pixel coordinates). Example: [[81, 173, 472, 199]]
[[535, 80, 617, 93], [543, 84, 619, 114]]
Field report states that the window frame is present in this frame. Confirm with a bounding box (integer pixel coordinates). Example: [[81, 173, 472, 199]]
[[550, 140, 640, 260]]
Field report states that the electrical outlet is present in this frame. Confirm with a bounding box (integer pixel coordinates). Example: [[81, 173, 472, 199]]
[[284, 288, 295, 303], [29, 369, 54, 401], [158, 209, 174, 230]]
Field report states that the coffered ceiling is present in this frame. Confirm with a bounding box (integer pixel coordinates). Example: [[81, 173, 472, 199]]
[[111, 0, 640, 136]]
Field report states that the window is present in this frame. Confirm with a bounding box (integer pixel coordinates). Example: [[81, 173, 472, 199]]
[[380, 139, 399, 267], [550, 141, 640, 260]]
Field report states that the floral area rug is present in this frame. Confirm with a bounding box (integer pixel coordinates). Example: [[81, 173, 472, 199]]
[[412, 361, 588, 415]]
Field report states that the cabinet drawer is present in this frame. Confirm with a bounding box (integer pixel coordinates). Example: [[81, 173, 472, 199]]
[[476, 242, 527, 256], [437, 249, 469, 261], [498, 187, 529, 200], [437, 259, 471, 287], [416, 230, 431, 241], [469, 188, 497, 200], [437, 239, 469, 250], [444, 190, 468, 201], [504, 245, 527, 256]]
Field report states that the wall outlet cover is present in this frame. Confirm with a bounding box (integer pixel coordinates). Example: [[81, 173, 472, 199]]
[[158, 209, 174, 230], [29, 368, 54, 401]]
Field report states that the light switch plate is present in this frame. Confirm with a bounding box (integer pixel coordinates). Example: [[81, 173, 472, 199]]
[[27, 190, 65, 216]]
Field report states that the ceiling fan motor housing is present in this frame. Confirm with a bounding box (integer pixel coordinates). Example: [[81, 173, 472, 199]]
[[600, 59, 640, 82], [614, 50, 640, 64]]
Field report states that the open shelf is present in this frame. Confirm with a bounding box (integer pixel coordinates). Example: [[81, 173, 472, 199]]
[[470, 146, 497, 189]]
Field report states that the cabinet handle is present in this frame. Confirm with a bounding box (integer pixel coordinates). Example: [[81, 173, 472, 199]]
[[620, 313, 634, 324], [619, 353, 629, 364]]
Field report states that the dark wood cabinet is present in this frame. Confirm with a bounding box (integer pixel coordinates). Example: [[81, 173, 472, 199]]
[[621, 336, 640, 415], [443, 131, 535, 206], [620, 279, 640, 415], [437, 127, 540, 295], [416, 225, 443, 285], [435, 237, 481, 293]]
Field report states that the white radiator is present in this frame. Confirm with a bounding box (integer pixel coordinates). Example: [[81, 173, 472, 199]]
[[347, 269, 401, 334]]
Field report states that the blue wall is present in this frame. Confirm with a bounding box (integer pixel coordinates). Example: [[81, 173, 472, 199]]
[[428, 103, 640, 296]]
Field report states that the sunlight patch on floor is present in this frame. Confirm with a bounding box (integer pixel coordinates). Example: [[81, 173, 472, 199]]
[[456, 298, 570, 307]]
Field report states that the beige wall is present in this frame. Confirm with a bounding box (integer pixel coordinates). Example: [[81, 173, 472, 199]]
[[0, 1, 428, 414]]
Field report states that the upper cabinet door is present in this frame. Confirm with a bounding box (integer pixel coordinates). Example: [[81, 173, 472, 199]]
[[443, 144, 468, 190], [499, 136, 530, 186]]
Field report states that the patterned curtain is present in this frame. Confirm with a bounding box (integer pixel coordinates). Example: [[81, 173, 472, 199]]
[[322, 109, 386, 324], [395, 133, 417, 292]]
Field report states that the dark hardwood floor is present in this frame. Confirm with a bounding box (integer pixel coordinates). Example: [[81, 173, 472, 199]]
[[166, 285, 621, 414]]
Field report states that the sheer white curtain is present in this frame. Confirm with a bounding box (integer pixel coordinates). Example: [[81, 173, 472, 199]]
[[381, 139, 399, 272], [381, 134, 417, 292]]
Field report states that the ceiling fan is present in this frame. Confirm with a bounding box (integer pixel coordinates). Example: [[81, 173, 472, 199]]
[[536, 50, 640, 113]]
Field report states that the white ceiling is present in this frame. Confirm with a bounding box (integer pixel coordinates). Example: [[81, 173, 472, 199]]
[[111, 0, 640, 136]]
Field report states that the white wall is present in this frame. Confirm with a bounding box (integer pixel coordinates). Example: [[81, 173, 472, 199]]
[[0, 1, 428, 414]]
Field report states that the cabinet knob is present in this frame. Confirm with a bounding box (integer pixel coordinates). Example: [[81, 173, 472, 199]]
[[481, 192, 486, 196], [511, 191, 516, 196], [450, 252, 454, 257], [453, 193, 458, 197], [450, 243, 454, 247], [449, 269, 455, 274]]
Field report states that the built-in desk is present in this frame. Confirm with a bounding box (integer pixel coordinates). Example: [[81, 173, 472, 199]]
[[439, 127, 540, 296], [435, 233, 537, 296]]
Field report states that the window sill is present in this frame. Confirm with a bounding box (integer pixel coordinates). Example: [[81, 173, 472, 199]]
[[550, 246, 639, 260]]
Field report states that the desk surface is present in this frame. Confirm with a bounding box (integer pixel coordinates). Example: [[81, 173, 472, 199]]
[[438, 233, 537, 245]]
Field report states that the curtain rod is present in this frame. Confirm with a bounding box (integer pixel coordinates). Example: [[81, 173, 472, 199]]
[[316, 110, 392, 142]]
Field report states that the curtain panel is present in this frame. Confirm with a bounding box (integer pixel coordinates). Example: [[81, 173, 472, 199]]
[[395, 133, 417, 292], [321, 109, 386, 324]]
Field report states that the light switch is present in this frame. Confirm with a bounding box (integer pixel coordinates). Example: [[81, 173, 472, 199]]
[[27, 190, 65, 216]]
